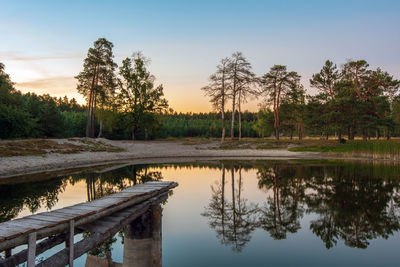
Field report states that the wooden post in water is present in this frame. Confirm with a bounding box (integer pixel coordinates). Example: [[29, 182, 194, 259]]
[[122, 204, 162, 267], [151, 205, 162, 266], [27, 232, 37, 267], [68, 220, 75, 267], [5, 248, 11, 258]]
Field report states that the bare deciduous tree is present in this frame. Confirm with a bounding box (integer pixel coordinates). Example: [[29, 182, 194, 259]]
[[227, 52, 254, 140], [202, 58, 231, 142]]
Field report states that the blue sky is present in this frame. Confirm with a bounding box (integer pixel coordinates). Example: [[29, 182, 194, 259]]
[[1, 0, 399, 111]]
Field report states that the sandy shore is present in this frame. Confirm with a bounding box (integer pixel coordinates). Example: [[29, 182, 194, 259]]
[[0, 139, 322, 178]]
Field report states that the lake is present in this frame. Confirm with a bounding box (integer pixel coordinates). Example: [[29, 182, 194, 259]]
[[1, 160, 400, 266]]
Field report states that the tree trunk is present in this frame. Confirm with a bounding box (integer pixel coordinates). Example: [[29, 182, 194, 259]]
[[349, 124, 355, 140], [85, 65, 97, 138], [221, 111, 225, 142], [376, 129, 380, 140], [221, 70, 226, 142], [91, 72, 99, 137], [362, 129, 367, 141], [231, 93, 236, 140], [231, 61, 238, 140], [238, 92, 242, 140], [86, 105, 92, 138], [338, 130, 342, 142], [132, 126, 137, 140], [326, 132, 329, 140], [298, 124, 303, 140], [274, 87, 281, 140], [97, 118, 103, 138]]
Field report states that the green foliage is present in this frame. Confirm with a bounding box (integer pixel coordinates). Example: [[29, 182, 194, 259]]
[[155, 112, 258, 139], [117, 53, 168, 140], [0, 62, 88, 139], [253, 108, 273, 137]]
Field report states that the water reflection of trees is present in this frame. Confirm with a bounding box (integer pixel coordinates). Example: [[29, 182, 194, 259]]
[[203, 161, 400, 252], [0, 178, 67, 222], [202, 164, 259, 252], [0, 164, 163, 223], [257, 164, 304, 240], [305, 165, 400, 248], [79, 165, 163, 201]]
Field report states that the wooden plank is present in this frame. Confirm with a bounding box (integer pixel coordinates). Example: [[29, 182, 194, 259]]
[[110, 211, 132, 217], [105, 192, 143, 197], [67, 205, 102, 212], [83, 198, 123, 207], [27, 232, 36, 267], [35, 211, 76, 221], [124, 187, 160, 192], [0, 223, 34, 240], [78, 224, 109, 234], [16, 217, 60, 226], [5, 219, 51, 230], [45, 211, 79, 220], [57, 207, 96, 216], [29, 214, 71, 223], [101, 216, 125, 223]]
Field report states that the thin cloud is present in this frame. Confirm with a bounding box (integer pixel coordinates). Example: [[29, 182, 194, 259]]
[[0, 51, 82, 61], [15, 76, 77, 94]]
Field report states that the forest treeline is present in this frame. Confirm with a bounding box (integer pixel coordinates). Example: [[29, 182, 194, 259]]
[[203, 53, 400, 141], [1, 37, 400, 140]]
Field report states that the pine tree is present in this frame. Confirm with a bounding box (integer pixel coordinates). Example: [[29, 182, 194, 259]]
[[76, 38, 117, 138], [260, 65, 300, 140]]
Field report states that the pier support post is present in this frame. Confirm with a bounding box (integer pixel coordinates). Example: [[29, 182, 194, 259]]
[[68, 220, 75, 267], [123, 204, 162, 267], [5, 248, 11, 258], [151, 205, 162, 266], [27, 232, 37, 267]]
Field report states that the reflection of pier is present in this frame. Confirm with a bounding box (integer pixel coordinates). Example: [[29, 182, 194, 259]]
[[0, 181, 177, 267], [85, 205, 163, 267]]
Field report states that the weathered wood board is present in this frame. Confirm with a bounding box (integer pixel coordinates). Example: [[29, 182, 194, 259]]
[[0, 181, 178, 250]]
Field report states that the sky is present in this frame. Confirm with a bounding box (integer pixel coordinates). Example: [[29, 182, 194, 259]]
[[1, 0, 399, 112]]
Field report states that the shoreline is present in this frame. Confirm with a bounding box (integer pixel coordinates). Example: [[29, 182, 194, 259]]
[[0, 139, 398, 179], [0, 139, 321, 179]]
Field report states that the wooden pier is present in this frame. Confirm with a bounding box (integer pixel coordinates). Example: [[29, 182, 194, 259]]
[[0, 181, 178, 267]]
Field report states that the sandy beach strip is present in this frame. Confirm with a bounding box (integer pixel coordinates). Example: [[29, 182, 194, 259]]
[[0, 139, 321, 179]]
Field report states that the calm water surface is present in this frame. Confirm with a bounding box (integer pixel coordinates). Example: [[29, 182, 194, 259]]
[[1, 160, 400, 266]]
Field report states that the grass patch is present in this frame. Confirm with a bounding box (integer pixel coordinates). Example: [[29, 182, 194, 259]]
[[289, 140, 400, 157], [217, 138, 297, 150], [181, 138, 216, 146], [69, 138, 124, 152], [0, 138, 124, 157]]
